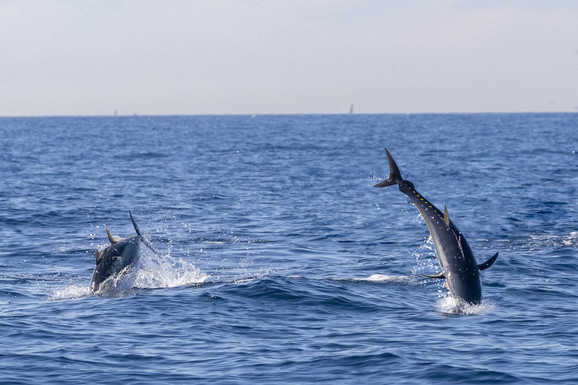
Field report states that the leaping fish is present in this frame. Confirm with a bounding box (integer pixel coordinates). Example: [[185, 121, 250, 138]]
[[91, 211, 157, 293], [375, 148, 498, 305]]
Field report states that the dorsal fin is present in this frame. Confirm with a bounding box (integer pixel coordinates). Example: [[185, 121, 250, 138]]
[[105, 226, 117, 244], [443, 205, 450, 226], [129, 210, 142, 236]]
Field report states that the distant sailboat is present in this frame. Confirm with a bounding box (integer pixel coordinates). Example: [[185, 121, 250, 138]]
[[349, 104, 354, 114], [114, 109, 118, 117]]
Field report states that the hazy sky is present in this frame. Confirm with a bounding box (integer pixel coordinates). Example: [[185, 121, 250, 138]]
[[1, 0, 577, 116]]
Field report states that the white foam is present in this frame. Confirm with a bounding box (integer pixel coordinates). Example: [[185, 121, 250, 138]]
[[233, 277, 256, 284], [352, 274, 413, 283], [50, 285, 91, 300], [563, 231, 578, 247], [436, 295, 494, 315]]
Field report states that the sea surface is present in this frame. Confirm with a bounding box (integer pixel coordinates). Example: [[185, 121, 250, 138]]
[[1, 113, 577, 384]]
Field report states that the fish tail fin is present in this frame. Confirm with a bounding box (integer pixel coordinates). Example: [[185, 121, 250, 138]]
[[374, 148, 403, 188]]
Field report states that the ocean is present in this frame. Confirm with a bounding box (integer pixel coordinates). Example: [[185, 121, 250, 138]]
[[1, 113, 576, 384]]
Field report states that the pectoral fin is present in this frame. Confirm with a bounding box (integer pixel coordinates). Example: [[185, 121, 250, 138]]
[[425, 272, 445, 279], [478, 252, 499, 270]]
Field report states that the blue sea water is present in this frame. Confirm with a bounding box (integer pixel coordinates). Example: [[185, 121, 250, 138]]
[[0, 113, 577, 384]]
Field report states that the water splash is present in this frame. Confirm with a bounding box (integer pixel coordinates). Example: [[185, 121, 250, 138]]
[[94, 248, 208, 297], [50, 285, 91, 300], [130, 251, 208, 290], [436, 295, 494, 316], [412, 237, 439, 276], [51, 244, 208, 299]]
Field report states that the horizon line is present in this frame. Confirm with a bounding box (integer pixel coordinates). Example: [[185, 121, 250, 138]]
[[1, 110, 577, 119]]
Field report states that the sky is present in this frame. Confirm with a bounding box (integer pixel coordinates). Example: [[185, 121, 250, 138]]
[[1, 0, 577, 116]]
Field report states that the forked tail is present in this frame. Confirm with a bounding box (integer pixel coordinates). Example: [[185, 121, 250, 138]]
[[374, 148, 403, 188]]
